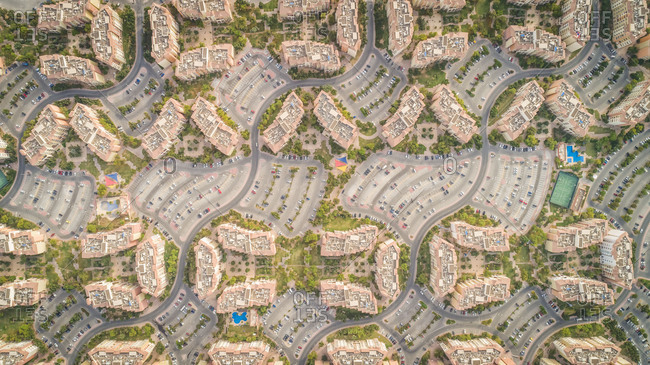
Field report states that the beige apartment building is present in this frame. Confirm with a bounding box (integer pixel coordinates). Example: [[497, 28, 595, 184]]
[[208, 341, 270, 364], [20, 104, 70, 166], [0, 228, 46, 256], [171, 0, 233, 23], [496, 80, 545, 141], [450, 222, 509, 252], [142, 98, 186, 159], [262, 92, 304, 154], [194, 237, 222, 300], [607, 80, 650, 126], [91, 5, 125, 70], [0, 279, 47, 310], [69, 103, 122, 162], [553, 337, 625, 365], [85, 280, 148, 312], [375, 239, 400, 300], [336, 0, 361, 56], [320, 225, 379, 256], [176, 44, 235, 81], [216, 279, 276, 313], [39, 55, 105, 86], [387, 0, 414, 55], [544, 79, 594, 137], [278, 0, 329, 19], [326, 339, 388, 365], [550, 276, 614, 305], [441, 338, 515, 365], [611, 0, 648, 48], [149, 4, 180, 68], [281, 41, 341, 73], [381, 87, 425, 147], [411, 32, 468, 68], [81, 223, 143, 258], [429, 235, 458, 297], [320, 280, 377, 314], [451, 276, 510, 310], [136, 234, 168, 298], [0, 340, 39, 365], [216, 223, 277, 256], [190, 97, 239, 155], [314, 91, 359, 149], [600, 230, 635, 289], [545, 219, 609, 253], [559, 0, 591, 52], [430, 84, 478, 144], [503, 26, 565, 63], [37, 0, 100, 31], [88, 340, 155, 365]]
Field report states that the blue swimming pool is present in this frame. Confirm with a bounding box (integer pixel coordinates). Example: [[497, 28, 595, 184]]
[[566, 145, 584, 163], [232, 311, 248, 324]]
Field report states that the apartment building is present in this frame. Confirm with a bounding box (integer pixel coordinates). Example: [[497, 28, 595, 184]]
[[39, 55, 105, 86], [149, 4, 180, 68], [314, 91, 359, 149], [216, 279, 276, 313], [545, 219, 609, 253], [336, 0, 361, 56], [387, 0, 414, 55], [544, 79, 594, 137], [320, 225, 379, 256], [320, 280, 377, 314], [262, 92, 304, 154], [540, 359, 562, 365], [0, 341, 39, 365], [507, 0, 553, 5], [194, 237, 222, 300], [176, 44, 235, 81], [69, 103, 122, 162], [0, 228, 46, 256], [136, 234, 168, 298], [278, 0, 329, 19], [611, 0, 648, 48], [81, 223, 143, 258], [441, 338, 511, 365], [85, 280, 148, 312], [451, 276, 511, 310], [208, 341, 270, 364], [171, 0, 233, 23], [410, 0, 465, 11], [429, 235, 458, 297], [607, 80, 650, 126], [281, 41, 341, 73], [88, 340, 155, 365], [375, 239, 400, 300], [559, 0, 591, 52], [600, 230, 635, 289], [450, 222, 509, 252], [216, 223, 277, 256], [20, 104, 69, 166], [190, 97, 239, 155], [430, 84, 478, 144], [0, 279, 47, 310], [142, 98, 186, 159], [326, 339, 388, 365], [91, 5, 125, 70], [37, 0, 100, 31], [381, 87, 425, 147], [503, 26, 565, 63], [411, 32, 468, 68], [495, 81, 544, 140], [0, 140, 7, 162], [550, 276, 614, 305], [553, 336, 623, 365]]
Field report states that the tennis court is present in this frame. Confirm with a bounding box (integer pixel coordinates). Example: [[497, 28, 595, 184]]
[[550, 171, 579, 208]]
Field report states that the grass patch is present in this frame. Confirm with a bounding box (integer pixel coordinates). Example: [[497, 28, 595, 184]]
[[322, 216, 362, 232], [374, 0, 389, 50], [585, 141, 598, 158], [408, 64, 449, 88], [514, 245, 530, 262], [588, 126, 615, 134], [356, 120, 377, 136]]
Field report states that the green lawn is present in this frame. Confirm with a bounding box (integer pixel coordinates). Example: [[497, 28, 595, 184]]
[[476, 0, 491, 15], [322, 216, 362, 232], [409, 65, 448, 88], [514, 245, 530, 262], [78, 157, 101, 178], [588, 126, 615, 134], [585, 141, 598, 158], [0, 306, 36, 341]]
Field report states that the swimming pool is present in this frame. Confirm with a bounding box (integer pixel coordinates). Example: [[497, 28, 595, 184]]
[[566, 145, 584, 163], [232, 311, 248, 324]]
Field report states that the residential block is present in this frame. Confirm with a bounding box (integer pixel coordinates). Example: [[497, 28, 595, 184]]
[[88, 340, 155, 365], [607, 80, 650, 126], [544, 79, 594, 137], [320, 280, 377, 314], [450, 222, 509, 252], [91, 5, 125, 70], [136, 234, 168, 298], [411, 32, 468, 68], [550, 276, 614, 305], [69, 103, 122, 162], [216, 279, 276, 313], [336, 0, 361, 56], [0, 228, 46, 256], [429, 235, 458, 297], [451, 276, 510, 310], [281, 41, 341, 73], [142, 98, 186, 159], [600, 230, 635, 289], [171, 0, 233, 23], [81, 223, 143, 258], [314, 91, 358, 149], [545, 219, 609, 253], [262, 92, 304, 154], [149, 4, 180, 68], [194, 237, 222, 300], [208, 341, 270, 364], [503, 26, 565, 63], [85, 280, 148, 312], [326, 339, 388, 365], [496, 80, 545, 141], [0, 279, 47, 310], [387, 0, 414, 55], [216, 223, 276, 256], [39, 55, 105, 86], [20, 104, 70, 166], [430, 84, 478, 144], [381, 87, 425, 147], [176, 44, 235, 81], [375, 239, 400, 300], [37, 0, 100, 31], [320, 225, 378, 256]]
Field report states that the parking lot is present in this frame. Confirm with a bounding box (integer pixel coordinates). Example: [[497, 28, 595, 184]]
[[6, 165, 95, 239], [35, 289, 104, 359], [214, 51, 291, 128], [384, 289, 444, 352], [237, 154, 325, 236], [342, 150, 482, 240], [129, 159, 251, 242], [0, 65, 52, 133], [473, 147, 552, 233]]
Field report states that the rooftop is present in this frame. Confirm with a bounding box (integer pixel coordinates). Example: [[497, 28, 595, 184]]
[[320, 280, 377, 314], [0, 341, 39, 365], [450, 222, 509, 252], [208, 340, 270, 364], [0, 228, 46, 256], [136, 234, 168, 297], [553, 336, 621, 365], [190, 97, 239, 155], [176, 44, 235, 81], [262, 92, 304, 154], [85, 280, 148, 312], [387, 0, 414, 55], [281, 41, 341, 73], [91, 5, 125, 70], [314, 91, 358, 150], [411, 32, 468, 68], [89, 340, 155, 365], [451, 276, 510, 310], [550, 276, 614, 305], [430, 84, 477, 144], [496, 80, 545, 141], [381, 87, 425, 147], [326, 339, 388, 365], [320, 225, 379, 256], [429, 235, 458, 297], [142, 98, 186, 159], [81, 223, 143, 258], [39, 54, 105, 86], [278, 0, 329, 19], [194, 237, 222, 300], [216, 279, 276, 313], [336, 0, 361, 56], [171, 0, 233, 22], [375, 239, 400, 300], [600, 230, 634, 289], [149, 4, 180, 67], [545, 219, 609, 253], [503, 26, 566, 63], [0, 279, 47, 310], [544, 79, 594, 138], [216, 223, 276, 256], [69, 103, 122, 162], [441, 338, 509, 365], [20, 104, 70, 167], [37, 0, 99, 31]]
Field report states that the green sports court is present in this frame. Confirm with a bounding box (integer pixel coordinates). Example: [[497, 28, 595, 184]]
[[550, 171, 579, 208]]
